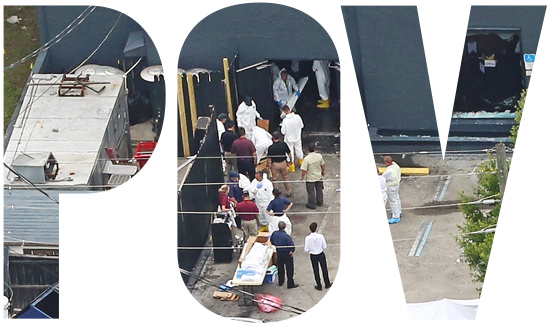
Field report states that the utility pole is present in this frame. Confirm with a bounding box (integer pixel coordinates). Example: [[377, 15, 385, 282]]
[[495, 143, 509, 197]]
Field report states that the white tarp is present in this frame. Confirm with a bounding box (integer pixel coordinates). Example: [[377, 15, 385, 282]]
[[407, 298, 479, 320]]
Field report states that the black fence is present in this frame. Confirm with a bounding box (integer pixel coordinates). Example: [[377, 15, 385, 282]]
[[177, 111, 224, 284], [4, 254, 59, 315], [177, 71, 228, 157]]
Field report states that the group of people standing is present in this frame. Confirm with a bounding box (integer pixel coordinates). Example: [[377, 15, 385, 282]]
[[218, 171, 332, 291], [215, 88, 333, 291]]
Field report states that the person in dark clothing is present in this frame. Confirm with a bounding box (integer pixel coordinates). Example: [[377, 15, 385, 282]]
[[266, 131, 292, 196], [270, 221, 299, 289], [221, 120, 239, 175], [231, 127, 257, 180]]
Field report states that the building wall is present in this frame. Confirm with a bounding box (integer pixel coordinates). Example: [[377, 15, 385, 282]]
[[342, 6, 546, 137], [342, 6, 437, 135], [178, 3, 339, 71], [468, 6, 545, 55], [36, 6, 161, 73]]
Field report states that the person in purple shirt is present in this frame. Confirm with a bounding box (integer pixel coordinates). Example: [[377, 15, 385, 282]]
[[231, 127, 257, 180]]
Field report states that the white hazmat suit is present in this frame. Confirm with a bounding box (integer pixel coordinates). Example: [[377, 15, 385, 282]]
[[378, 175, 388, 207], [249, 173, 274, 226], [281, 112, 304, 163], [273, 69, 298, 107], [236, 99, 261, 139], [250, 126, 273, 164], [312, 60, 330, 101], [382, 162, 402, 219]]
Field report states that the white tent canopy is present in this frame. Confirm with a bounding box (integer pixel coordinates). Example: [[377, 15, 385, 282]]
[[407, 298, 479, 320]]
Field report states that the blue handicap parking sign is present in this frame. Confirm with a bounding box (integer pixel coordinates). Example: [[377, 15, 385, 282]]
[[524, 54, 535, 63]]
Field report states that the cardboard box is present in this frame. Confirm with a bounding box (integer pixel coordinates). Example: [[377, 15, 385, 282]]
[[238, 233, 272, 264], [256, 232, 270, 243]]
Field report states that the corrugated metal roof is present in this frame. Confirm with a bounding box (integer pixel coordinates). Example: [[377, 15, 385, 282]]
[[3, 189, 90, 245]]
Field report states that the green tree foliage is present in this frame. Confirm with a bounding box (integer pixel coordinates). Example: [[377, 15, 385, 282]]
[[510, 89, 527, 147], [455, 158, 500, 292], [456, 89, 524, 292]]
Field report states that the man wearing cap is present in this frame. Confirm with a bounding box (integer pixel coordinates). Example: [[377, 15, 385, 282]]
[[216, 113, 228, 143], [221, 120, 239, 174], [235, 190, 259, 241], [231, 127, 257, 181], [236, 96, 262, 139]]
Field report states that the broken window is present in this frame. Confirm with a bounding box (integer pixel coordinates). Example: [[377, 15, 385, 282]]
[[454, 30, 523, 113]]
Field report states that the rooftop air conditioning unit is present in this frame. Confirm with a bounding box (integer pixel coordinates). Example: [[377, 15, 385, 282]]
[[10, 152, 59, 184]]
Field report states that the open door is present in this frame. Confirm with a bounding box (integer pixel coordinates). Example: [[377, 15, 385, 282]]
[[234, 60, 277, 132]]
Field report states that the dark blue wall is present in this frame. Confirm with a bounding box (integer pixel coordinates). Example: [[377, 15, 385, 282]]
[[342, 6, 546, 138], [342, 6, 437, 136], [36, 6, 161, 73], [468, 6, 545, 54], [179, 3, 339, 70]]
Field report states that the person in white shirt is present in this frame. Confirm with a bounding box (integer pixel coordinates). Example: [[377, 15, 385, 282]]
[[216, 113, 227, 153], [382, 156, 402, 224], [250, 126, 273, 164], [378, 167, 388, 207], [280, 105, 304, 170], [236, 96, 262, 139], [248, 170, 274, 227], [304, 222, 332, 291]]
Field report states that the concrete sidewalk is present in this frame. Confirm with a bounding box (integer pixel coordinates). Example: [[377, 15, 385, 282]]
[[379, 153, 490, 303]]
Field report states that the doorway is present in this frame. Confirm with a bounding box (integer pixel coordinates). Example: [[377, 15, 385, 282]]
[[453, 30, 524, 113], [234, 58, 340, 135]]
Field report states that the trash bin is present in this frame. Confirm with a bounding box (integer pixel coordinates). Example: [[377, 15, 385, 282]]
[[211, 218, 233, 263]]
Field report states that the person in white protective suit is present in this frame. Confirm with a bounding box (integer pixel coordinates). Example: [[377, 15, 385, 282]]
[[280, 105, 304, 172], [236, 96, 262, 139], [382, 156, 402, 224], [312, 60, 331, 109], [249, 170, 274, 227], [250, 126, 273, 164], [378, 167, 388, 207], [273, 68, 299, 109]]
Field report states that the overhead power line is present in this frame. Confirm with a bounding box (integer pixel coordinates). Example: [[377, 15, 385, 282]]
[[4, 6, 97, 71], [3, 163, 59, 204]]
